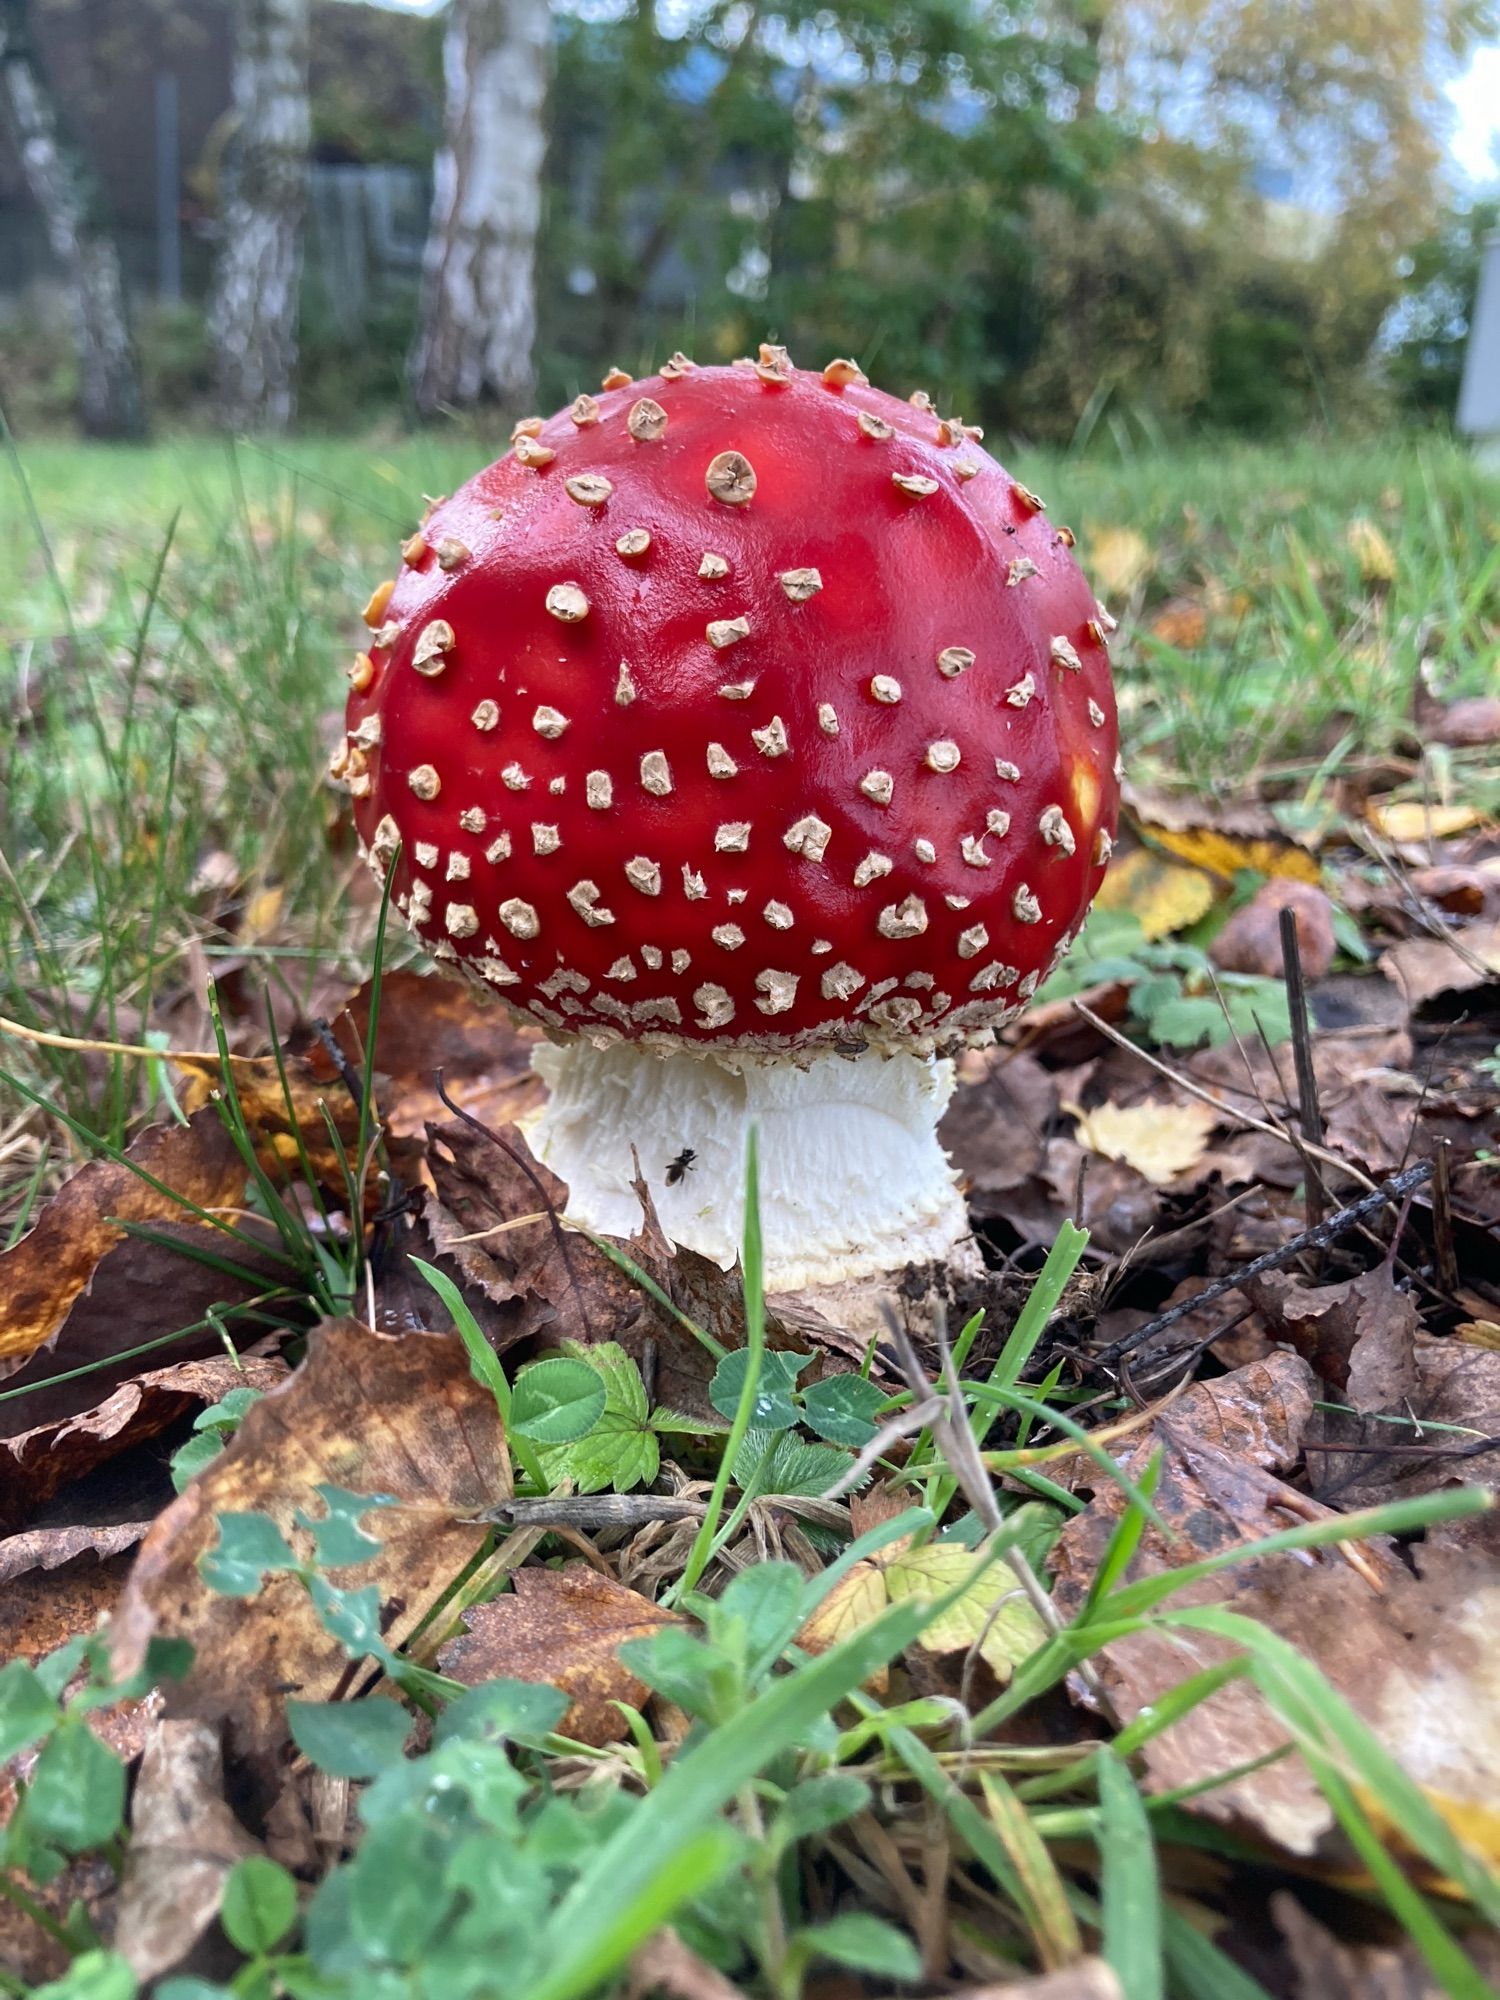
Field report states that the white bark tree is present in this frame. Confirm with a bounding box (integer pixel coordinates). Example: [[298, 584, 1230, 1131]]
[[409, 0, 551, 417], [209, 0, 310, 432], [0, 0, 143, 437]]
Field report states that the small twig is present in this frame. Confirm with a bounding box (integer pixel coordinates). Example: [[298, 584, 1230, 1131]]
[[435, 1069, 596, 1343], [1431, 1138, 1460, 1296], [311, 1015, 366, 1113], [1089, 1162, 1433, 1365], [1278, 907, 1327, 1233]]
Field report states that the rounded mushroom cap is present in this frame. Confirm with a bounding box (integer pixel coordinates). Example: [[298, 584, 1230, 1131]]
[[342, 352, 1120, 1053]]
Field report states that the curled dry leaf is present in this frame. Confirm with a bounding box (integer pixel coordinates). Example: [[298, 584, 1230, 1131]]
[[437, 1563, 687, 1746], [0, 1110, 246, 1366], [114, 1719, 261, 1984], [1247, 1263, 1418, 1414], [172, 1050, 362, 1192], [1380, 918, 1500, 1010], [111, 1319, 510, 1791], [1, 1353, 288, 1533], [1066, 1097, 1219, 1186]]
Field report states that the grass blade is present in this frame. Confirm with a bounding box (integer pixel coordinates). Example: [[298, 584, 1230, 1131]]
[[1097, 1751, 1163, 2000]]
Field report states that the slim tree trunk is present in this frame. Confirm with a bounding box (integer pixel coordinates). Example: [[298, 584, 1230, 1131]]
[[210, 0, 310, 432], [410, 0, 551, 416], [0, 0, 144, 438]]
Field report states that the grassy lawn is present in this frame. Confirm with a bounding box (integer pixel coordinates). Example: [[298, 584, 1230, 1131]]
[[2, 426, 1497, 1150]]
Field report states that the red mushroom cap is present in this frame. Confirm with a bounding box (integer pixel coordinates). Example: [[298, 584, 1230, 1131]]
[[342, 350, 1120, 1051]]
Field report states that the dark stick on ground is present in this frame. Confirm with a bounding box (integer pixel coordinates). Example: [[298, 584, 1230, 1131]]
[[1088, 1161, 1433, 1366], [1279, 904, 1327, 1235], [1431, 1137, 1460, 1297]]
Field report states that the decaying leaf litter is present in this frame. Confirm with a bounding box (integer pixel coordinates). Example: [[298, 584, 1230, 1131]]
[[3, 482, 1500, 1998]]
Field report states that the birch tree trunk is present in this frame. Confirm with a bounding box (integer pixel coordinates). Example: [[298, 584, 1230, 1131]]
[[0, 0, 143, 438], [409, 0, 551, 416], [209, 0, 310, 432]]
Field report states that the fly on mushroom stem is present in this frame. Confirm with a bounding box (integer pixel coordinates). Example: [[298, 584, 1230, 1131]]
[[343, 349, 1119, 1302]]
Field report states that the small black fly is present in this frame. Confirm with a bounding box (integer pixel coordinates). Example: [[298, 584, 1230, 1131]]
[[665, 1147, 697, 1186]]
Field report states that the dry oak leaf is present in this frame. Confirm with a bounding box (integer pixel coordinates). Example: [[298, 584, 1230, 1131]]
[[437, 1563, 687, 1747], [1092, 848, 1216, 939], [111, 1318, 511, 1791], [1247, 1264, 1418, 1414], [0, 1109, 246, 1365], [1066, 1098, 1219, 1186]]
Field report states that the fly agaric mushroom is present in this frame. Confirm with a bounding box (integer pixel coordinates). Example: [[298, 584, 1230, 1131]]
[[341, 348, 1119, 1291]]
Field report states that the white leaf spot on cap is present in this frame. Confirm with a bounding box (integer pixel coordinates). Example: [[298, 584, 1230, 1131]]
[[994, 758, 1021, 781], [502, 762, 532, 790], [671, 948, 690, 973], [459, 808, 488, 833], [893, 473, 939, 499], [858, 770, 894, 805], [605, 955, 637, 981], [565, 474, 613, 507], [1050, 635, 1082, 672], [944, 893, 970, 909], [971, 961, 1018, 992], [960, 834, 991, 868], [435, 538, 469, 571], [628, 398, 667, 441], [707, 616, 750, 649], [818, 703, 840, 737], [706, 451, 757, 505], [986, 809, 1011, 838], [586, 771, 613, 809], [694, 983, 734, 1028], [615, 662, 638, 705], [878, 896, 928, 940], [853, 851, 892, 887], [925, 740, 960, 773], [870, 675, 902, 704], [857, 410, 893, 440], [698, 552, 729, 579], [1004, 673, 1036, 708], [752, 716, 789, 758], [763, 901, 794, 929], [823, 357, 867, 386], [446, 903, 479, 938], [1006, 558, 1038, 587], [1039, 805, 1076, 856], [533, 707, 571, 742], [712, 924, 745, 950], [954, 460, 980, 481], [499, 897, 540, 939], [780, 567, 822, 602], [531, 824, 561, 855], [914, 838, 936, 864], [1093, 828, 1114, 866], [570, 393, 601, 427], [641, 945, 663, 969], [957, 924, 989, 958], [755, 970, 798, 1014], [640, 750, 673, 796], [471, 700, 500, 732], [682, 866, 707, 900], [715, 822, 751, 853], [546, 582, 590, 623], [446, 852, 470, 880], [707, 743, 739, 778], [784, 814, 831, 862], [1014, 483, 1046, 511], [408, 765, 440, 800], [719, 679, 756, 700], [412, 619, 454, 674], [567, 880, 615, 926], [821, 961, 865, 1001], [1012, 884, 1042, 923], [514, 437, 555, 468], [415, 841, 439, 869], [625, 857, 662, 895], [485, 834, 511, 863], [1089, 699, 1106, 728], [936, 646, 974, 678], [616, 527, 651, 557]]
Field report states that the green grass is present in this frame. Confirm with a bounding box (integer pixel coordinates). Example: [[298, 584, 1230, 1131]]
[[1, 426, 1497, 1154]]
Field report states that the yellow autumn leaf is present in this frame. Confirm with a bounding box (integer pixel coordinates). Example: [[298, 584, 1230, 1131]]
[[241, 882, 286, 941], [883, 1543, 1048, 1682], [1086, 524, 1151, 599], [798, 1562, 893, 1692], [1137, 824, 1322, 887], [1093, 848, 1217, 939], [1366, 802, 1486, 844], [1346, 516, 1397, 584], [1067, 1098, 1220, 1185], [1457, 1320, 1500, 1352]]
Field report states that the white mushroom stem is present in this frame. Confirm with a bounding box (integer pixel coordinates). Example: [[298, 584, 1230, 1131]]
[[523, 1040, 971, 1291]]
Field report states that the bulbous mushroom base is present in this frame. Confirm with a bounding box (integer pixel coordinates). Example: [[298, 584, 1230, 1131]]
[[523, 1038, 974, 1293]]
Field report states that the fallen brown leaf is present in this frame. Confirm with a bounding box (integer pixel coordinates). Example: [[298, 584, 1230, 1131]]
[[0, 1111, 247, 1366], [114, 1719, 261, 1984], [1380, 920, 1500, 1009], [1429, 696, 1500, 749], [1248, 1263, 1418, 1413], [940, 1049, 1059, 1208], [111, 1318, 510, 1794], [1, 1353, 288, 1532], [1211, 879, 1337, 982], [438, 1563, 687, 1746]]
